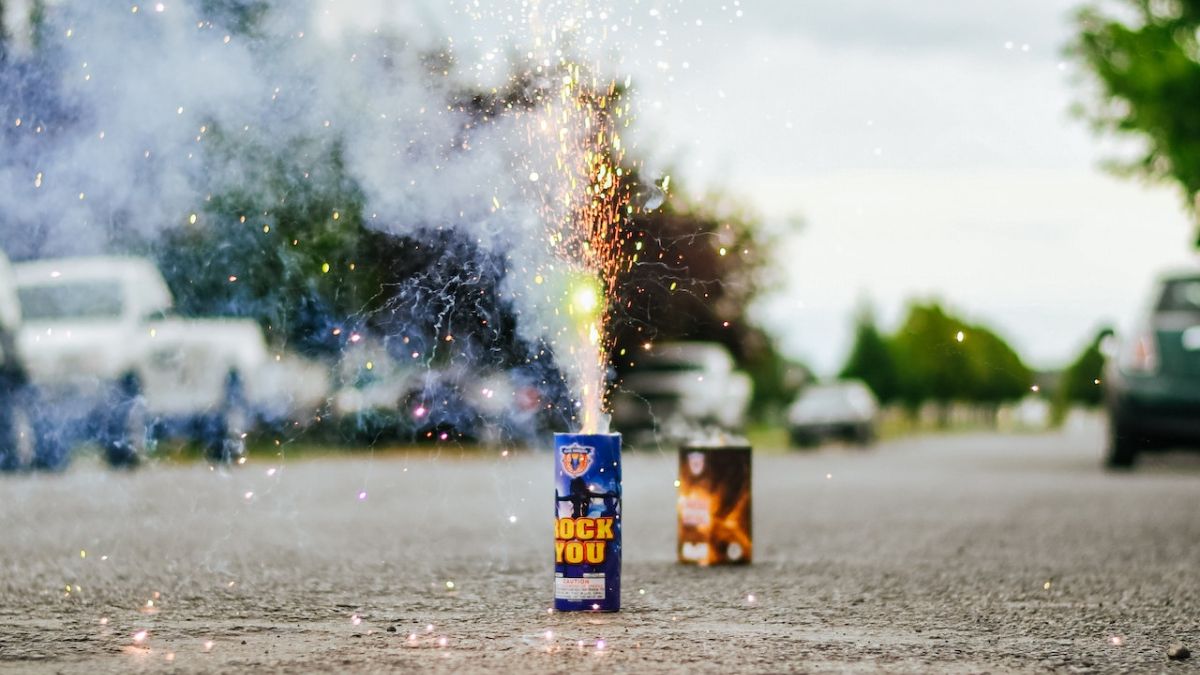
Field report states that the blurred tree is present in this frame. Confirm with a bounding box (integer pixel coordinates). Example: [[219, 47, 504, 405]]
[[740, 329, 810, 417], [0, 1, 83, 261], [154, 135, 375, 358], [1055, 327, 1111, 417], [156, 131, 535, 371], [889, 302, 1032, 421], [839, 306, 901, 404], [890, 303, 974, 413], [1073, 0, 1200, 240], [964, 324, 1033, 408], [609, 186, 792, 415], [0, 0, 46, 53], [199, 0, 270, 35]]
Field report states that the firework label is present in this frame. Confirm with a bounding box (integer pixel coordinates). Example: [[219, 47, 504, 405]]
[[554, 433, 621, 611], [677, 444, 752, 565]]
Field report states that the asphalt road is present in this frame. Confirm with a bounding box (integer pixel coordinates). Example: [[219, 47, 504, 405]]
[[2, 420, 1199, 674]]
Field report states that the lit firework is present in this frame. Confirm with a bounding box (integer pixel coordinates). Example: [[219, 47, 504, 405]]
[[527, 62, 636, 434]]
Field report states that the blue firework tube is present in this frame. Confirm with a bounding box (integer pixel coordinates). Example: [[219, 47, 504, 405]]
[[553, 432, 622, 612]]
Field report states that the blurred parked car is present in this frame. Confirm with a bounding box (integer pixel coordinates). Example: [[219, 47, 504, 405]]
[[401, 367, 546, 444], [332, 337, 419, 441], [611, 341, 752, 437], [252, 350, 331, 432], [468, 367, 546, 444], [786, 379, 879, 447], [401, 368, 487, 442], [15, 256, 329, 466], [0, 249, 44, 471], [333, 340, 545, 445], [1104, 269, 1200, 468]]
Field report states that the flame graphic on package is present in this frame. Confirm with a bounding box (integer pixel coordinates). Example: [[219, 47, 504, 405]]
[[677, 447, 752, 565]]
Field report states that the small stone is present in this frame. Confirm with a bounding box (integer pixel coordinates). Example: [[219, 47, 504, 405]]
[[1167, 643, 1190, 661], [386, 626, 397, 633]]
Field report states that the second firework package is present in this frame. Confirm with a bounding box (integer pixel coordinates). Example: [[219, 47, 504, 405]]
[[677, 443, 752, 565]]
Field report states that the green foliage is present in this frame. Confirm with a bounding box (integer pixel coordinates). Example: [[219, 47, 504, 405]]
[[841, 301, 1032, 411], [199, 0, 271, 36], [966, 326, 1034, 404], [840, 308, 901, 404], [151, 131, 378, 357], [740, 326, 810, 417], [612, 186, 763, 351], [890, 303, 976, 407], [1073, 0, 1200, 239], [1057, 328, 1111, 412], [610, 184, 792, 415]]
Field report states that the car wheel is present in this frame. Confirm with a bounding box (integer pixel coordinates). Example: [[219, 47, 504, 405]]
[[205, 372, 249, 464], [789, 428, 819, 449], [0, 384, 36, 472], [853, 424, 876, 447], [104, 375, 151, 468], [31, 412, 70, 472], [1105, 417, 1139, 470]]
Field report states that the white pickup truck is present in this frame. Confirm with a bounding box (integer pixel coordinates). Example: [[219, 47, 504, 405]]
[[15, 256, 329, 466], [611, 341, 753, 439]]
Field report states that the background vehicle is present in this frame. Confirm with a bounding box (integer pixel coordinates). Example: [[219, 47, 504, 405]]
[[332, 337, 420, 442], [0, 249, 46, 471], [15, 256, 328, 466], [333, 339, 545, 445], [1104, 269, 1200, 468], [416, 368, 548, 444], [786, 379, 879, 447], [243, 345, 330, 434], [611, 341, 753, 438]]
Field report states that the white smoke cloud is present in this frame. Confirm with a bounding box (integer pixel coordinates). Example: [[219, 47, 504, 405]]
[[0, 2, 546, 260], [0, 0, 643, 424]]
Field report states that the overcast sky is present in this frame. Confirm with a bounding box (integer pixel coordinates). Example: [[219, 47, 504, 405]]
[[584, 0, 1199, 374], [620, 0, 1199, 374]]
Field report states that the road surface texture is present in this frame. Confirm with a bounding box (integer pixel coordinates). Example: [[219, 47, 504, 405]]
[[2, 423, 1198, 674]]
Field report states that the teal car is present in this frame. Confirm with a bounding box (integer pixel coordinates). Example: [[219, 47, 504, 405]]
[[1105, 270, 1200, 468]]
